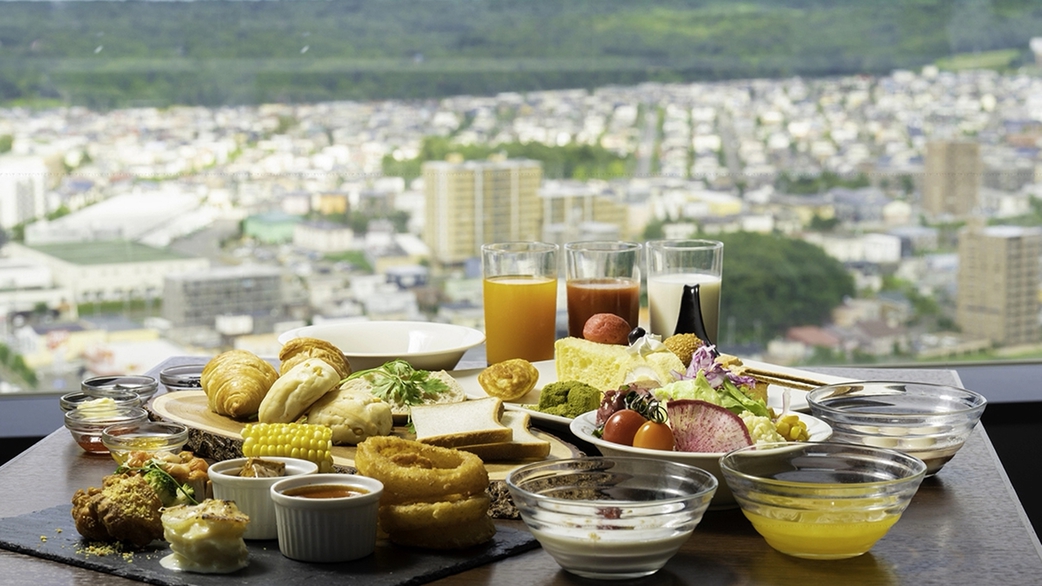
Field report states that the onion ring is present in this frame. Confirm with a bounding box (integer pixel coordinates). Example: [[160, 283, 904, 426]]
[[355, 436, 489, 503], [379, 494, 490, 534], [387, 515, 496, 550]]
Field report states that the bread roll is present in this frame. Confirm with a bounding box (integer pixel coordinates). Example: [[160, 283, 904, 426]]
[[201, 350, 279, 420], [279, 337, 351, 380], [258, 358, 339, 423], [307, 387, 393, 445]]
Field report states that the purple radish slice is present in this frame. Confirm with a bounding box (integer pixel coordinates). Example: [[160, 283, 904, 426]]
[[666, 399, 753, 453]]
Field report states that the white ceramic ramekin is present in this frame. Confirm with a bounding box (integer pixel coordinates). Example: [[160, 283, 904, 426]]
[[270, 473, 383, 562], [209, 457, 319, 540]]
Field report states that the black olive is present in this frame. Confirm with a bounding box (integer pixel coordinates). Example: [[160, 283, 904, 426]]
[[627, 326, 646, 345]]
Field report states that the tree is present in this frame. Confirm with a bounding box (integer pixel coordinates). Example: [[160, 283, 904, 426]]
[[714, 231, 854, 343]]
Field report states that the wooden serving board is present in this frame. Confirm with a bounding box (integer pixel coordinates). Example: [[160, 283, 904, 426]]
[[151, 391, 580, 481]]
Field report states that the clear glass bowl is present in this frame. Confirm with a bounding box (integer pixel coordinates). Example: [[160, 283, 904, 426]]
[[159, 364, 206, 392], [506, 456, 718, 580], [64, 405, 150, 454], [82, 375, 160, 404], [720, 442, 927, 560], [806, 380, 987, 476], [59, 390, 141, 412], [101, 421, 190, 465]]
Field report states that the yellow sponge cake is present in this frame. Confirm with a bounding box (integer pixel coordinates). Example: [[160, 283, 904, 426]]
[[555, 337, 684, 391]]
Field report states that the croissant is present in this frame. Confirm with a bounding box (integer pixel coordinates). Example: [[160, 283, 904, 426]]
[[201, 350, 279, 420], [279, 336, 352, 380]]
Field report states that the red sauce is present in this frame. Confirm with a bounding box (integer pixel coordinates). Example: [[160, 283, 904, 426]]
[[282, 484, 369, 499], [75, 435, 110, 453]]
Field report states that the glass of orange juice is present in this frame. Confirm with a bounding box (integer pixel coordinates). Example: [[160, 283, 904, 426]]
[[482, 242, 559, 365]]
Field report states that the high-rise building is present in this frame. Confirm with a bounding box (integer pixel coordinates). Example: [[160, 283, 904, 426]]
[[956, 223, 1042, 346], [423, 158, 542, 267], [923, 141, 981, 218]]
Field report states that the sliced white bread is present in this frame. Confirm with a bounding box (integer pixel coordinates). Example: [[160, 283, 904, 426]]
[[411, 396, 513, 448], [458, 411, 551, 462]]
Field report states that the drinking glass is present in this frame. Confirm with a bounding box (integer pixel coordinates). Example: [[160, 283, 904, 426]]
[[646, 239, 723, 343], [482, 242, 559, 364], [565, 241, 642, 338]]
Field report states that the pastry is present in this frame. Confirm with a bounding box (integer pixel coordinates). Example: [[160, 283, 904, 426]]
[[201, 350, 279, 420], [478, 358, 538, 401], [258, 358, 339, 423], [279, 336, 352, 379], [306, 387, 394, 445]]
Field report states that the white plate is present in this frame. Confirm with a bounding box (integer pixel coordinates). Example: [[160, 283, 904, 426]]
[[452, 358, 851, 425], [569, 409, 833, 508]]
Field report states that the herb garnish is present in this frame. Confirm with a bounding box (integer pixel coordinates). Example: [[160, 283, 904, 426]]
[[343, 359, 448, 408]]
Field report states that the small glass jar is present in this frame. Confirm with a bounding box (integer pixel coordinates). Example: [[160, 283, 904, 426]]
[[59, 390, 141, 412], [82, 375, 160, 403], [159, 364, 206, 392], [64, 405, 150, 454]]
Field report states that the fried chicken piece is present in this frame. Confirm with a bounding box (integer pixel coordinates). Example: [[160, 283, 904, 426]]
[[71, 473, 164, 548], [124, 450, 212, 501]]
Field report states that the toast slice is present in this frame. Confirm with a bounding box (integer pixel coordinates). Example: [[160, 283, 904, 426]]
[[411, 397, 513, 448], [458, 411, 551, 462]]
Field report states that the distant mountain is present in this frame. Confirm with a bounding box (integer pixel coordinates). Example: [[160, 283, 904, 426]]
[[0, 0, 1039, 107]]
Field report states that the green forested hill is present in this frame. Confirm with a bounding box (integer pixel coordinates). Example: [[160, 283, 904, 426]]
[[0, 0, 1039, 107]]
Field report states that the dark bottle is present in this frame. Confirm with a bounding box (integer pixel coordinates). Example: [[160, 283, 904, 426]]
[[674, 284, 718, 355]]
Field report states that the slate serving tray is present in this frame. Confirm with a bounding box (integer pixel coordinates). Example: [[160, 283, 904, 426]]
[[0, 505, 539, 586]]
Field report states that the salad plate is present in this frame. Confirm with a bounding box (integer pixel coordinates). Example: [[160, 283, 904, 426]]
[[452, 358, 852, 426]]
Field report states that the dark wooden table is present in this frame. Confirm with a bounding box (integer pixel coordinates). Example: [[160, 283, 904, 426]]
[[1, 362, 1040, 586]]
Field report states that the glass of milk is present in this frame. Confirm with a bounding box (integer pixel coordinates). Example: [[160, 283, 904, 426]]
[[646, 239, 723, 342]]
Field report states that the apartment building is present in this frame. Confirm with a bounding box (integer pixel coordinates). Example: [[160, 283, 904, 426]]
[[162, 265, 285, 334], [423, 158, 542, 267], [956, 223, 1042, 346], [923, 141, 981, 218]]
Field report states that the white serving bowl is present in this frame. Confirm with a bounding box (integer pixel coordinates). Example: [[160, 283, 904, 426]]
[[278, 321, 485, 371], [270, 473, 383, 563], [569, 410, 832, 508], [507, 456, 717, 580], [209, 457, 320, 540]]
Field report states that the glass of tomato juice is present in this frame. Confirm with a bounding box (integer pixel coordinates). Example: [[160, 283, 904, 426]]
[[482, 242, 559, 365], [564, 241, 642, 338]]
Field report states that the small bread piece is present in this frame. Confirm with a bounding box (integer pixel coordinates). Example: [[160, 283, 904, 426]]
[[258, 358, 339, 423], [411, 397, 512, 448], [478, 358, 539, 401], [279, 336, 352, 380], [459, 411, 551, 462], [201, 350, 279, 420]]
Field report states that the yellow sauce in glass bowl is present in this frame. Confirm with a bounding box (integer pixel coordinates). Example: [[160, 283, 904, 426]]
[[743, 509, 900, 559]]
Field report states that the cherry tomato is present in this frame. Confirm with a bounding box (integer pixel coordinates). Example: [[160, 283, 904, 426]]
[[632, 420, 675, 451], [601, 409, 648, 446]]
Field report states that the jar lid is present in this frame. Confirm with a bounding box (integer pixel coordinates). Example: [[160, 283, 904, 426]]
[[81, 375, 159, 399], [159, 364, 206, 390]]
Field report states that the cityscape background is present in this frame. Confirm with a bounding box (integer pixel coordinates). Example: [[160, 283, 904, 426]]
[[2, 2, 1042, 396]]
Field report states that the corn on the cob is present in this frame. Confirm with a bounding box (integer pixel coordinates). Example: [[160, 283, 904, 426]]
[[774, 414, 810, 442], [241, 422, 334, 472]]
